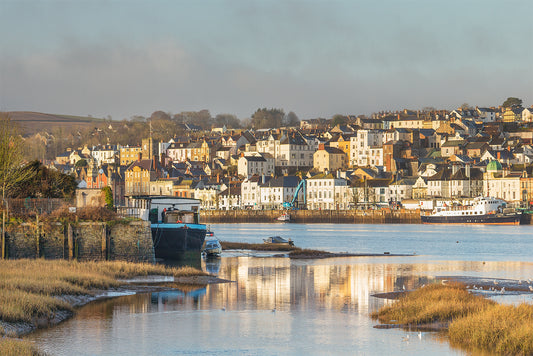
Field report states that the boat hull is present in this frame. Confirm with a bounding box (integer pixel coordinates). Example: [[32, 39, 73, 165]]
[[151, 223, 207, 259], [202, 247, 222, 257], [421, 214, 521, 225]]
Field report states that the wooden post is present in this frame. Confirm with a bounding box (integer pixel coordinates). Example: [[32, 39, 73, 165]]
[[35, 214, 40, 258], [101, 224, 108, 261], [1, 210, 5, 260], [68, 224, 74, 261]]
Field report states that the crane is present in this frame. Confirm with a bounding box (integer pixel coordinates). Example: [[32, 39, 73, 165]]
[[282, 179, 306, 209]]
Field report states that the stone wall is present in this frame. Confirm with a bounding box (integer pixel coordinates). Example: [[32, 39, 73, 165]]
[[108, 221, 154, 262], [5, 221, 154, 262], [201, 209, 422, 224]]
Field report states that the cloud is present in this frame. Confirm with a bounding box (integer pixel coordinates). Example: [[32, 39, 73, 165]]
[[1, 31, 532, 123]]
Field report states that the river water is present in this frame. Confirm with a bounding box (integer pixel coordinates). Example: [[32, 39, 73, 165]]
[[28, 223, 533, 355]]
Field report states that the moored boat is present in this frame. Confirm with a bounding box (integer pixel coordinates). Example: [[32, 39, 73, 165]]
[[201, 231, 222, 257], [122, 196, 207, 259], [421, 197, 521, 225], [277, 213, 291, 222], [263, 235, 294, 246]]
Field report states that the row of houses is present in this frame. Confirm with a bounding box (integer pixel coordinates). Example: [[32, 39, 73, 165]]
[[50, 104, 533, 210]]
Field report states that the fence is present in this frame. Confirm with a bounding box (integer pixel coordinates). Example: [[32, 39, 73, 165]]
[[5, 198, 70, 216]]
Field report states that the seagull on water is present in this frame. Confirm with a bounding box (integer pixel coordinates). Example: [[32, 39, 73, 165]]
[[500, 287, 505, 294], [529, 285, 533, 292]]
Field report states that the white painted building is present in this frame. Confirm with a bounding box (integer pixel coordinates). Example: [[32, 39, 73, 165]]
[[350, 129, 384, 167], [256, 132, 315, 168], [306, 173, 349, 210], [241, 175, 268, 209], [259, 176, 303, 210], [91, 145, 117, 166], [237, 152, 275, 177], [483, 160, 521, 204]]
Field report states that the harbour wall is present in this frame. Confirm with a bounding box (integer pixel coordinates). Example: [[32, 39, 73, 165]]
[[201, 209, 422, 224], [4, 221, 155, 262]]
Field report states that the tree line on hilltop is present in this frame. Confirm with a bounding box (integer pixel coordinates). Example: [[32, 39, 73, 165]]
[[15, 96, 528, 164]]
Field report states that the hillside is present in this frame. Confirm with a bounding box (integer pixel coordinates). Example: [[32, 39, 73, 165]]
[[8, 111, 106, 136]]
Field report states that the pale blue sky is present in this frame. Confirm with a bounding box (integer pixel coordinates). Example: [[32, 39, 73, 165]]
[[1, 0, 532, 120]]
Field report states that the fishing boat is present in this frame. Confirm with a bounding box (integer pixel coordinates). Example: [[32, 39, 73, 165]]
[[122, 196, 207, 259], [201, 231, 222, 257], [421, 197, 521, 225]]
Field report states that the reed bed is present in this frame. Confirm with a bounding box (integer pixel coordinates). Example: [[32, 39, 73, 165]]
[[373, 282, 533, 354], [0, 338, 44, 356], [449, 303, 533, 355], [288, 248, 333, 258], [371, 282, 494, 325], [0, 259, 207, 326], [220, 241, 298, 251]]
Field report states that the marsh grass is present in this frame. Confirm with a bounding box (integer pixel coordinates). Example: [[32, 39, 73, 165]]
[[0, 259, 207, 326], [220, 241, 298, 251], [0, 338, 44, 356], [449, 303, 533, 355], [288, 248, 333, 257], [371, 282, 494, 325], [373, 282, 533, 354]]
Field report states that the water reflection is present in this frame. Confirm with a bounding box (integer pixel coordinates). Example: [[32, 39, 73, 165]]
[[28, 257, 533, 355]]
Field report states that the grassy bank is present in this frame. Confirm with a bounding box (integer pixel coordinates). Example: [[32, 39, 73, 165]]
[[0, 259, 206, 324], [220, 241, 299, 252], [220, 241, 406, 259], [0, 259, 208, 354], [0, 338, 44, 356], [220, 241, 336, 257], [372, 282, 533, 354]]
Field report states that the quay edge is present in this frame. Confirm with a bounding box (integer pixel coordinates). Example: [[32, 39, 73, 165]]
[[200, 209, 423, 224]]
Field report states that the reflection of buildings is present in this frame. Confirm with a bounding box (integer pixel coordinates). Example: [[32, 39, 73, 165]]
[[204, 258, 528, 315]]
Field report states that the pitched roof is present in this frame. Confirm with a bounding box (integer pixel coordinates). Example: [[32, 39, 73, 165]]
[[260, 176, 299, 188], [321, 146, 346, 154]]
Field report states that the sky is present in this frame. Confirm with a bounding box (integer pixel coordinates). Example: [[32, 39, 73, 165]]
[[1, 0, 532, 121]]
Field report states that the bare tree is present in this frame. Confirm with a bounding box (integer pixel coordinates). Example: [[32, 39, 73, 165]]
[[0, 113, 37, 258]]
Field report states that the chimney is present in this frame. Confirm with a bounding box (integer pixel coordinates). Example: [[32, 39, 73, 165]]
[[497, 152, 501, 160], [152, 155, 157, 171], [138, 153, 142, 162], [217, 173, 220, 183], [319, 143, 325, 150], [452, 164, 458, 175]]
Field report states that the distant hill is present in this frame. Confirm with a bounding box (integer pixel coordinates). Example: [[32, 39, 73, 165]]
[[8, 111, 106, 136]]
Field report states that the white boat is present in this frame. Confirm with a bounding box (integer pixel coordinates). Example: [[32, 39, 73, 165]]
[[201, 232, 222, 257], [421, 197, 521, 225], [277, 213, 291, 222], [263, 236, 294, 246]]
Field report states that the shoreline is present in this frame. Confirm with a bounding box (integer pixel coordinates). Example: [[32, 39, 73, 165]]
[[221, 241, 415, 259], [1, 275, 232, 338]]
